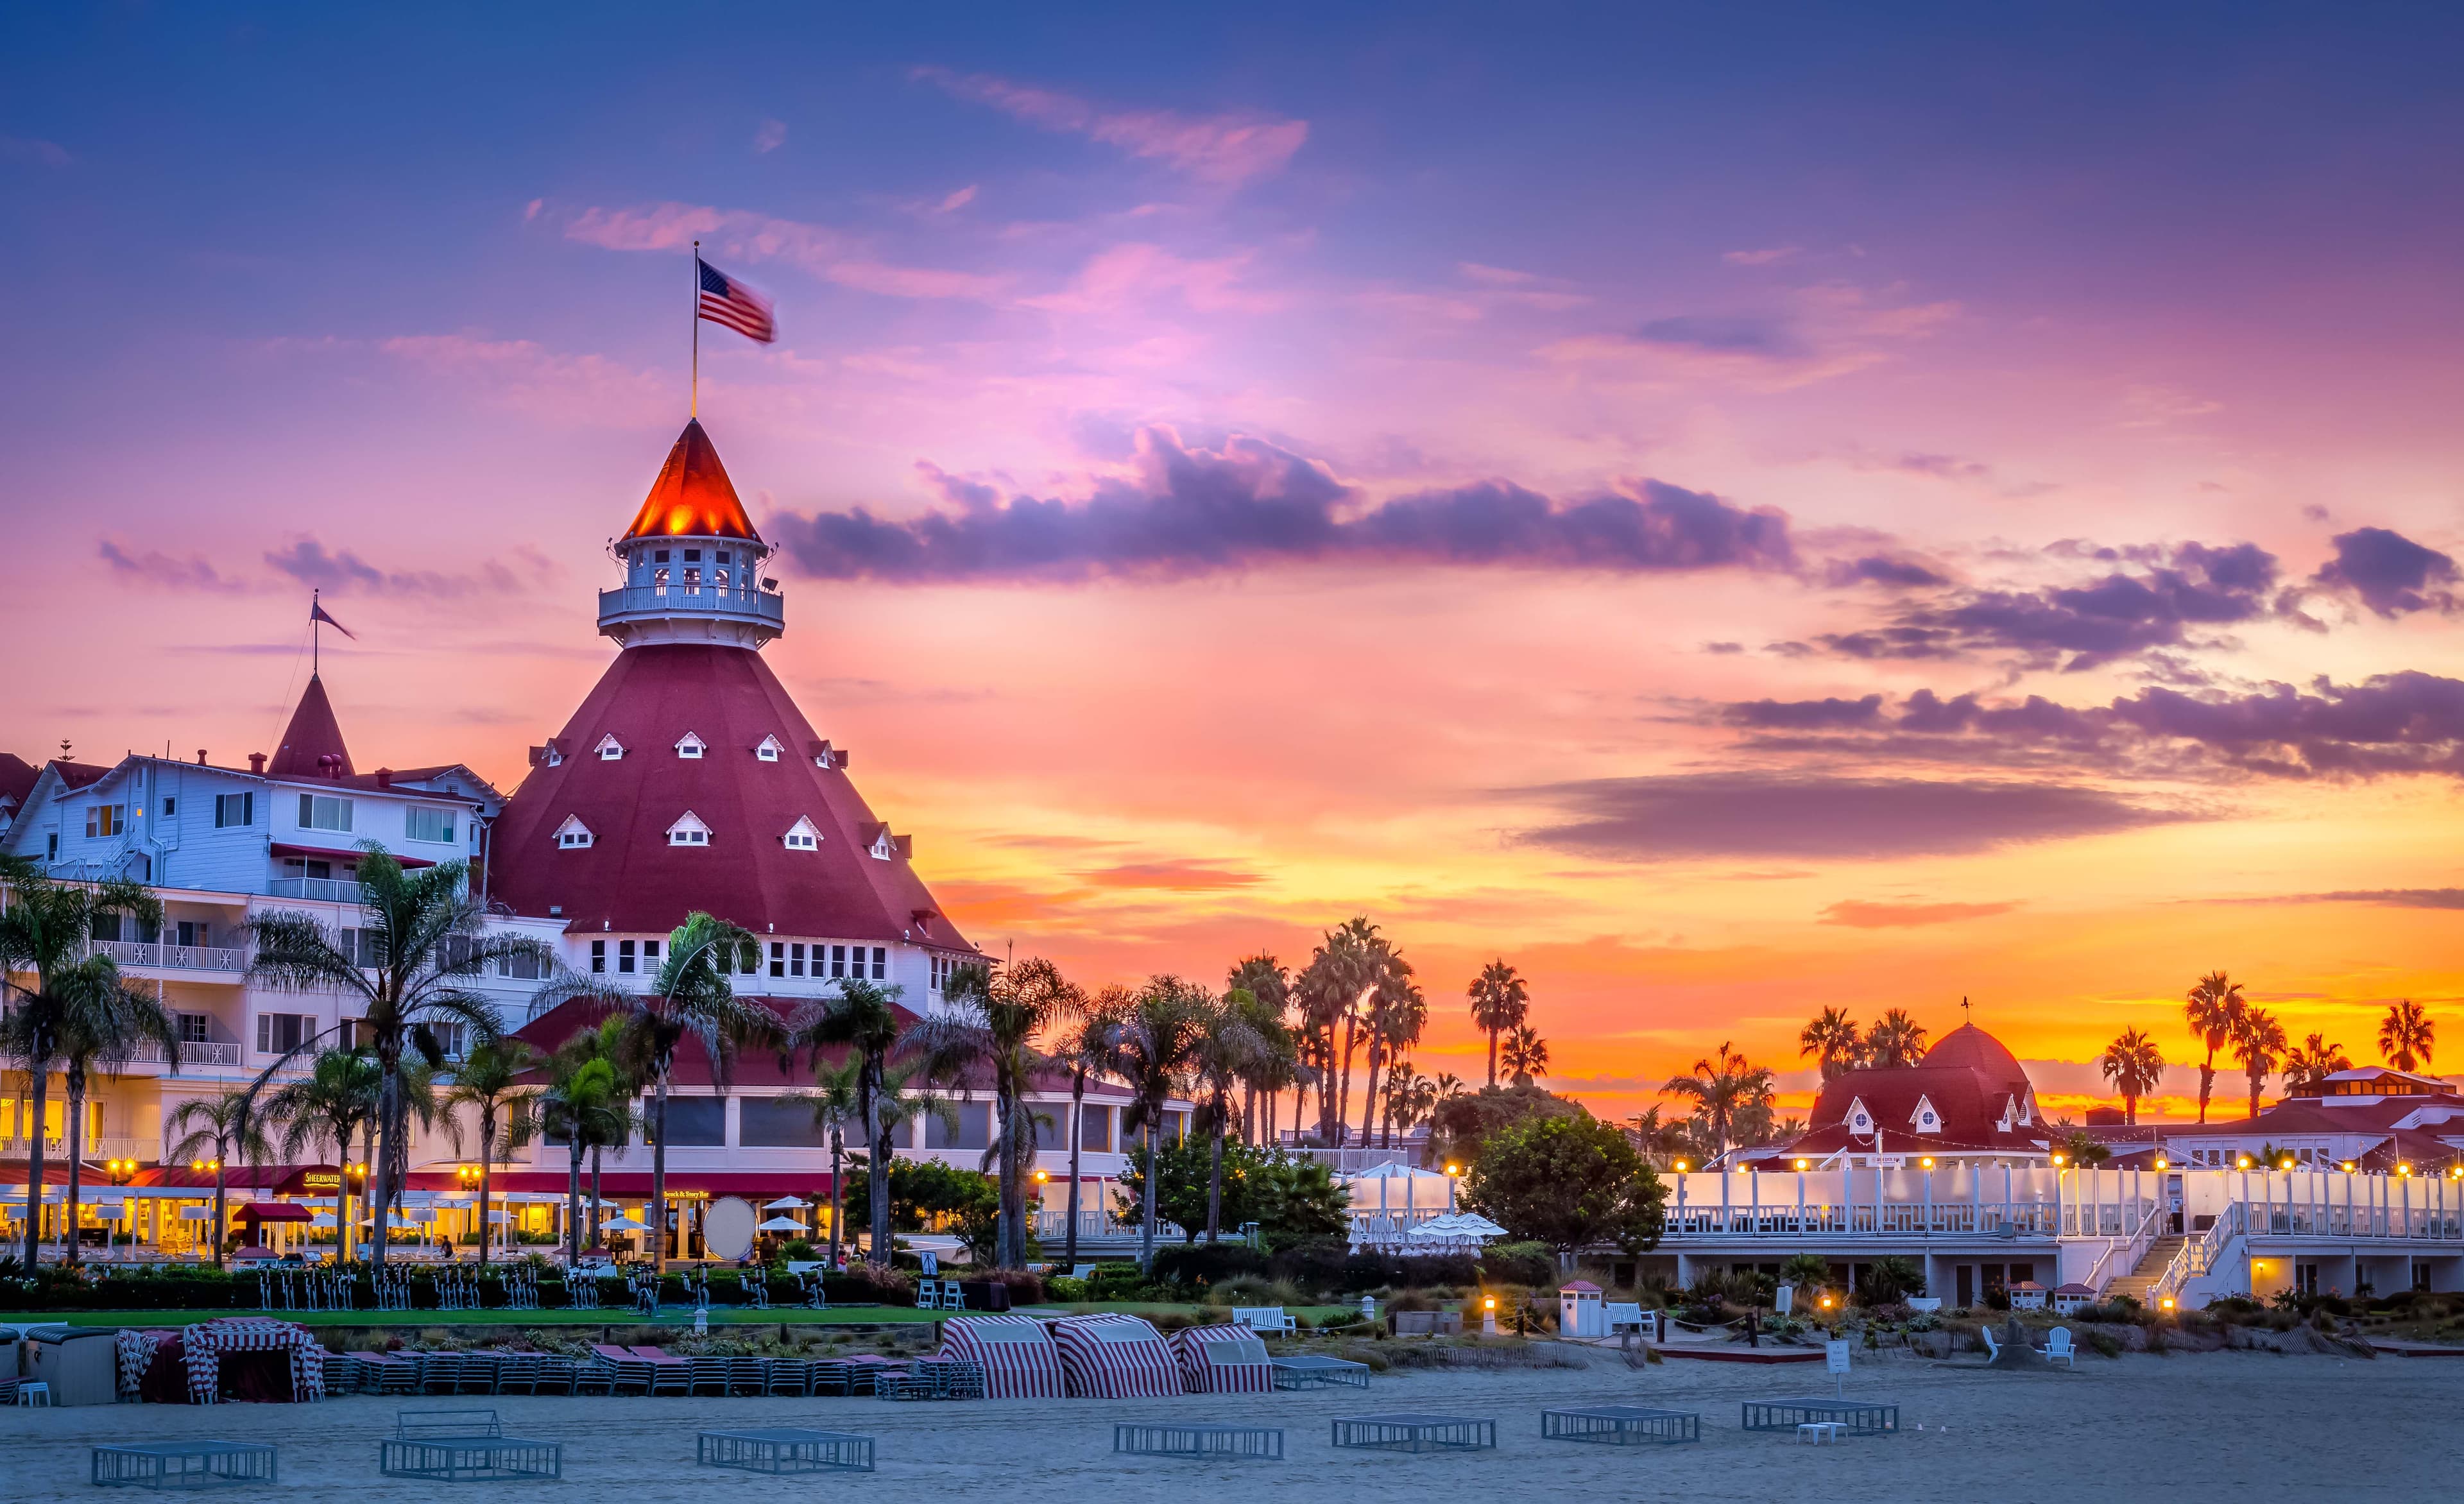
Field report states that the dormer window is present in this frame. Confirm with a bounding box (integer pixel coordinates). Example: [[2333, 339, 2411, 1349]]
[[545, 745, 563, 767], [667, 811, 712, 847], [1846, 1097, 1873, 1136], [1910, 1095, 1941, 1134], [675, 732, 706, 760], [755, 735, 783, 763], [554, 815, 594, 850], [782, 816, 821, 851], [595, 734, 626, 762], [869, 828, 896, 860]]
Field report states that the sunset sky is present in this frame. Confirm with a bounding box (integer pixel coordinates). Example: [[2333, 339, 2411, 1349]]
[[5, 6, 2461, 1125]]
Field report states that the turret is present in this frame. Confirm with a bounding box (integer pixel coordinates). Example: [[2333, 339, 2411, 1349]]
[[597, 420, 785, 651]]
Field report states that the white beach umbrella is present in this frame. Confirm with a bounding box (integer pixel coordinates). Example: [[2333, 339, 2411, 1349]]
[[178, 1206, 214, 1222], [757, 1216, 805, 1232], [310, 1212, 339, 1229], [762, 1197, 807, 1211], [602, 1214, 650, 1232]]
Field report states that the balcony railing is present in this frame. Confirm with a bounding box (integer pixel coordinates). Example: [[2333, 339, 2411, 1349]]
[[128, 1040, 244, 1069], [597, 584, 785, 624], [265, 876, 363, 903], [1033, 1209, 1183, 1242], [95, 940, 246, 973]]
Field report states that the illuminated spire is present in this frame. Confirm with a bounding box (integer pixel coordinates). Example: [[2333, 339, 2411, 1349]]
[[620, 420, 761, 543]]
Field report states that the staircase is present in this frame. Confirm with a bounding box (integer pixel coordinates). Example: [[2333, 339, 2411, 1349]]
[[2101, 1235, 2185, 1304]]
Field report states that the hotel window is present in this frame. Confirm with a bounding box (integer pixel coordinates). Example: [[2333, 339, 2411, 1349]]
[[770, 942, 785, 978], [161, 797, 176, 817], [214, 792, 255, 828], [429, 1023, 468, 1061], [1079, 1105, 1113, 1153], [406, 807, 456, 844], [591, 940, 607, 974], [175, 920, 210, 948], [928, 1101, 992, 1152], [716, 550, 732, 567], [256, 1013, 314, 1056], [830, 944, 847, 979], [871, 946, 887, 980], [176, 1013, 210, 1045], [666, 812, 710, 846], [791, 943, 807, 977], [675, 733, 705, 759], [642, 939, 660, 966], [682, 567, 701, 593], [496, 949, 542, 980], [85, 805, 124, 838], [619, 939, 637, 974], [298, 794, 354, 832]]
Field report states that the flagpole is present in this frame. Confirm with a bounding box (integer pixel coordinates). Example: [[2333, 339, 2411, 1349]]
[[690, 239, 699, 420], [312, 590, 320, 676]]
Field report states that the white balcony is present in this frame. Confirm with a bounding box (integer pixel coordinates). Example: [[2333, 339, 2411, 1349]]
[[96, 940, 246, 974], [264, 876, 361, 903], [127, 1039, 245, 1070]]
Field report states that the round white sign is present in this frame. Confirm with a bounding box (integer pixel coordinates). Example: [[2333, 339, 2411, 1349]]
[[703, 1195, 757, 1262]]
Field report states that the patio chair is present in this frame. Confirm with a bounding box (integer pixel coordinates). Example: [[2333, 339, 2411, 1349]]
[[635, 1348, 692, 1397], [765, 1359, 811, 1397], [572, 1355, 620, 1397], [1981, 1328, 1999, 1361], [419, 1354, 463, 1396], [804, 1360, 851, 1397], [728, 1357, 771, 1396], [533, 1355, 579, 1396], [687, 1357, 732, 1397], [2043, 1328, 2076, 1368]]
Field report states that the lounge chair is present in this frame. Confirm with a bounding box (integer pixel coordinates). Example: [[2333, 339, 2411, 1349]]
[[1233, 1306, 1297, 1335], [419, 1353, 464, 1395], [588, 1344, 650, 1396], [729, 1357, 770, 1396], [1980, 1328, 1999, 1361], [2043, 1328, 2076, 1368], [633, 1346, 692, 1397], [765, 1359, 812, 1397]]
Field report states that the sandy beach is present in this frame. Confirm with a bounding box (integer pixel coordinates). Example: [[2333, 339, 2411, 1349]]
[[2, 1346, 2454, 1503]]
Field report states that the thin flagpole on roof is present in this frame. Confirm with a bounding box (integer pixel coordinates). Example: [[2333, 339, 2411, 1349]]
[[691, 239, 699, 419]]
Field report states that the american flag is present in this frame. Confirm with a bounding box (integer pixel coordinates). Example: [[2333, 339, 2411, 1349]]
[[697, 257, 776, 343]]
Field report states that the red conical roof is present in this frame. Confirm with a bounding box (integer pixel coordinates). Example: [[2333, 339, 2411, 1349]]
[[267, 674, 354, 778], [622, 420, 762, 543], [1922, 1022, 2026, 1086], [488, 644, 968, 950]]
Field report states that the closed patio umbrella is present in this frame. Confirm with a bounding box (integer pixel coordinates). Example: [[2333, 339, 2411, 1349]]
[[757, 1216, 805, 1232]]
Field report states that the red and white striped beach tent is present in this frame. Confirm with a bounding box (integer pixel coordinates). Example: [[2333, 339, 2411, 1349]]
[[938, 1314, 1067, 1399], [1050, 1313, 1185, 1398], [1168, 1322, 1274, 1394]]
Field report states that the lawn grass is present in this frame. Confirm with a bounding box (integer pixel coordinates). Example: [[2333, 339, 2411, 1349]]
[[0, 1301, 1360, 1329]]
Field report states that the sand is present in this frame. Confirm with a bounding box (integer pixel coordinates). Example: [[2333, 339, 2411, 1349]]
[[2, 1345, 2453, 1503]]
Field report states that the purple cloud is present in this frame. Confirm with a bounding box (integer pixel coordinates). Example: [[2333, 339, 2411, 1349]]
[[1632, 314, 1802, 357], [2311, 527, 2458, 617], [1519, 772, 2191, 860], [1725, 694, 1885, 729], [769, 428, 1794, 582]]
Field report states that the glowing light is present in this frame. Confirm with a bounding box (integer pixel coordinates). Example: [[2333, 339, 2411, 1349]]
[[1920, 1156, 1935, 1170], [1484, 1296, 1496, 1311], [1033, 1169, 1049, 1184], [1793, 1158, 1808, 1171], [1672, 1160, 1688, 1174], [2236, 1156, 2252, 1170], [2342, 1161, 2357, 1172], [2398, 1163, 2413, 1177], [1445, 1163, 1461, 1176], [2160, 1296, 2176, 1312], [2154, 1156, 2168, 1170], [2053, 1152, 2067, 1166], [2279, 1158, 2295, 1172]]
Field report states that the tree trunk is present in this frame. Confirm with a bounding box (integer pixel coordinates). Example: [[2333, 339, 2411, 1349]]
[[21, 1066, 48, 1267], [565, 1136, 584, 1267], [589, 1144, 603, 1257], [828, 1129, 844, 1269], [213, 1154, 228, 1268], [1138, 1118, 1159, 1272], [370, 1062, 398, 1267], [2196, 1057, 2214, 1124], [1063, 1073, 1085, 1269], [1487, 1028, 1498, 1088], [477, 1106, 494, 1268], [1358, 1038, 1383, 1149], [1205, 1095, 1224, 1245], [63, 1069, 86, 1267], [651, 1070, 670, 1273], [995, 1082, 1022, 1269], [865, 1055, 891, 1262]]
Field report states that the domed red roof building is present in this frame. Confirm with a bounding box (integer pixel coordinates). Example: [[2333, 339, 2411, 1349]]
[[1783, 1021, 2051, 1167], [488, 419, 977, 987]]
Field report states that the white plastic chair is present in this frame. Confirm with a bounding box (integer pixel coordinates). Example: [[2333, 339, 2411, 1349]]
[[1981, 1326, 2000, 1360], [2043, 1327, 2075, 1367]]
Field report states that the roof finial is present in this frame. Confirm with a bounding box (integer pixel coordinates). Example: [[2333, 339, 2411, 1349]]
[[1962, 995, 1972, 1023]]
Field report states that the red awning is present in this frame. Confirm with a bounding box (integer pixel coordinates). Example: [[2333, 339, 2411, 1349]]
[[272, 842, 434, 869], [406, 1170, 835, 1198], [239, 1202, 312, 1222]]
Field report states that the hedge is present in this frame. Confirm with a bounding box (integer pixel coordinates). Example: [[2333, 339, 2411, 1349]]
[[1, 1265, 916, 1313]]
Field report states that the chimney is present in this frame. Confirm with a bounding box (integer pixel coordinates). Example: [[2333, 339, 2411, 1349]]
[[196, 749, 208, 765], [248, 753, 266, 774], [375, 768, 393, 787]]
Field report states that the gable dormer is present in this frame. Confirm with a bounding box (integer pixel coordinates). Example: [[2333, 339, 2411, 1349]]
[[811, 739, 845, 770], [865, 823, 896, 860], [595, 733, 626, 762], [666, 810, 711, 847], [674, 731, 706, 760], [1909, 1095, 1942, 1134], [1845, 1096, 1874, 1136], [755, 734, 784, 764], [2016, 1089, 2035, 1126], [781, 815, 821, 851], [532, 740, 565, 769], [554, 815, 594, 850]]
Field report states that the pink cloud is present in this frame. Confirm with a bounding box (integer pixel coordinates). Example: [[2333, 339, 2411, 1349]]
[[753, 119, 787, 154], [558, 200, 997, 301], [1024, 242, 1281, 315], [912, 65, 1306, 186], [378, 334, 669, 427], [1724, 246, 1802, 266]]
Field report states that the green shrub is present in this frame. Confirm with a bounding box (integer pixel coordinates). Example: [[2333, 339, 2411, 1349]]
[[1045, 1276, 1088, 1303]]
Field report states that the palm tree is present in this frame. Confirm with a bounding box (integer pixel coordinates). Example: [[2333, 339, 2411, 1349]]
[[24, 955, 182, 1265], [1626, 1104, 1698, 1169], [2184, 971, 2246, 1124], [1863, 1008, 1929, 1069], [441, 1039, 540, 1267], [249, 842, 542, 1264], [165, 1088, 275, 1265], [2379, 1000, 2436, 1073], [1225, 955, 1290, 1141], [1356, 960, 1425, 1144], [1798, 1006, 1865, 1081], [2233, 1007, 2288, 1120], [1380, 1063, 1425, 1147], [0, 859, 164, 1266], [779, 975, 911, 1263], [912, 955, 1081, 1269], [1047, 987, 1125, 1269], [535, 1019, 630, 1267], [264, 1046, 382, 1261], [1500, 1023, 1550, 1086], [1188, 990, 1265, 1244], [1661, 1042, 1774, 1158], [1466, 959, 1530, 1088], [1294, 919, 1387, 1143], [2098, 1028, 2165, 1125], [535, 912, 771, 1273], [2282, 1032, 2352, 1095], [776, 1055, 863, 1267], [1101, 976, 1208, 1271]]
